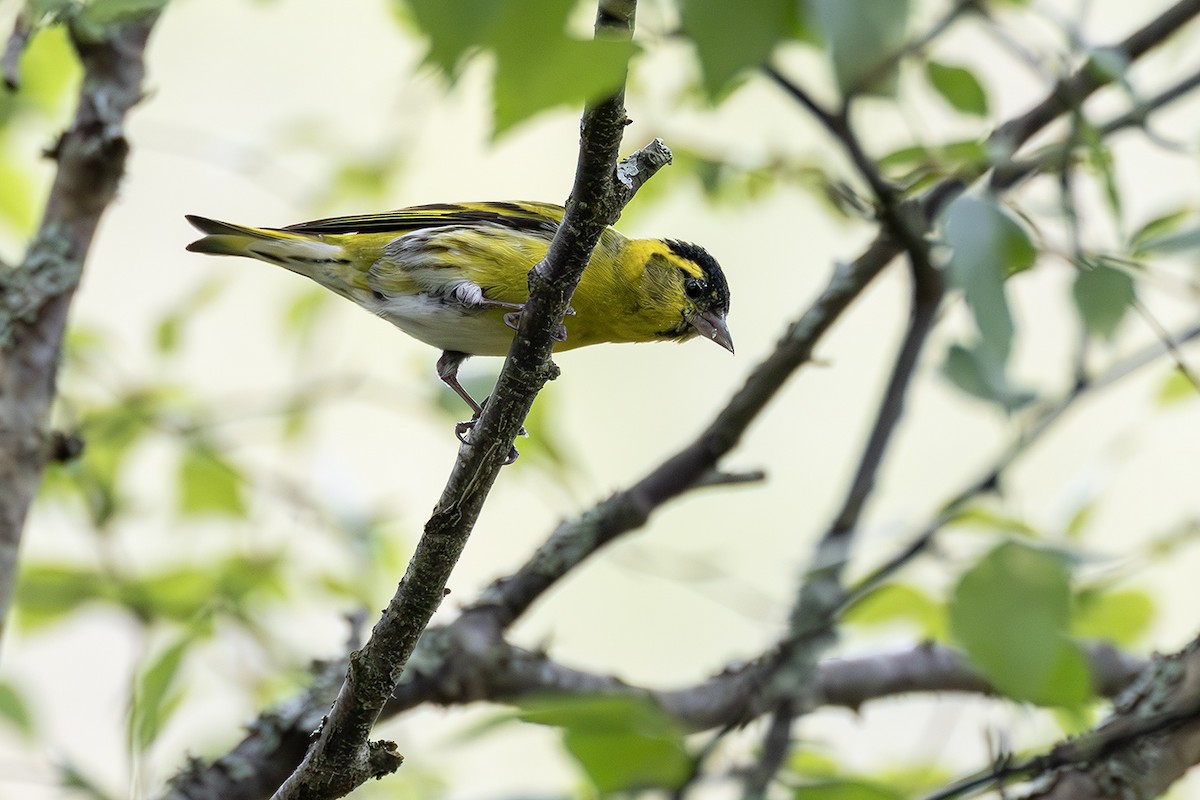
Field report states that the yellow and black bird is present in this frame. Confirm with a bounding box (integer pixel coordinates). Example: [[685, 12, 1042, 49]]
[[186, 200, 732, 419]]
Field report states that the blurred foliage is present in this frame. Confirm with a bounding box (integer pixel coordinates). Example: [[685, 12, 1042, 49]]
[[0, 23, 79, 242], [512, 695, 691, 794], [396, 0, 635, 134], [950, 541, 1092, 710], [842, 582, 948, 641], [786, 750, 949, 800]]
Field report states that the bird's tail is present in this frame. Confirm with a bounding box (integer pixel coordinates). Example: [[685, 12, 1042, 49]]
[[185, 215, 348, 267]]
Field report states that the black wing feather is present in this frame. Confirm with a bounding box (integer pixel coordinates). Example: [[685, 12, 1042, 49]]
[[282, 201, 563, 236]]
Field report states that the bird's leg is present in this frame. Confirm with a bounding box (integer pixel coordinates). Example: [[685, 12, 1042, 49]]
[[437, 350, 523, 464], [436, 350, 483, 417], [461, 282, 573, 342], [475, 298, 525, 313]]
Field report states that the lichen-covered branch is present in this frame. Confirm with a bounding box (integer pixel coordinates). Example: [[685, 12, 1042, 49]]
[[927, 635, 1200, 800], [384, 633, 1144, 734], [0, 14, 158, 651]]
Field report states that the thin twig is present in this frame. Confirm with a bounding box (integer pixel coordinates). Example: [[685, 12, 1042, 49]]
[[2, 8, 30, 91], [740, 701, 794, 800], [844, 317, 1200, 607], [1131, 299, 1200, 392], [990, 0, 1200, 186], [996, 67, 1200, 190]]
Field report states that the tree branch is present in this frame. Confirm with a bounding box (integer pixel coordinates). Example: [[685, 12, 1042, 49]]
[[989, 0, 1200, 188], [269, 4, 651, 799], [0, 14, 158, 651], [384, 634, 1144, 734], [926, 635, 1200, 800], [2, 9, 30, 91]]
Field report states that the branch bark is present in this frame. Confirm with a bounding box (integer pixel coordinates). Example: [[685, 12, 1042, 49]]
[[926, 635, 1200, 800], [0, 14, 158, 650], [269, 3, 650, 799]]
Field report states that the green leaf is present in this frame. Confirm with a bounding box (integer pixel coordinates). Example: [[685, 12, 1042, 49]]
[[28, 0, 79, 22], [119, 555, 282, 622], [154, 314, 181, 354], [788, 750, 841, 778], [0, 680, 35, 739], [925, 61, 988, 116], [1129, 209, 1191, 253], [807, 0, 910, 96], [949, 505, 1040, 538], [177, 443, 246, 517], [1072, 261, 1135, 340], [841, 583, 947, 640], [794, 780, 905, 800], [402, 0, 634, 133], [404, 0, 505, 74], [129, 635, 191, 753], [1080, 124, 1121, 223], [1072, 588, 1154, 647], [942, 195, 1036, 364], [492, 36, 632, 135], [78, 0, 170, 27], [0, 154, 39, 235], [14, 564, 113, 629], [879, 140, 990, 173], [1130, 226, 1200, 256], [950, 542, 1092, 708], [941, 341, 1035, 411], [11, 23, 81, 117], [518, 695, 690, 793], [1156, 368, 1199, 406], [878, 139, 992, 190], [682, 0, 798, 97]]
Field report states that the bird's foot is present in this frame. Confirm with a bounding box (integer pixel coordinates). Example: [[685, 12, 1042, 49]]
[[454, 398, 526, 465], [502, 305, 573, 342]]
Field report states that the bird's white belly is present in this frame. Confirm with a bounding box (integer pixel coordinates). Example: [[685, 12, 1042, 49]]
[[372, 293, 515, 356]]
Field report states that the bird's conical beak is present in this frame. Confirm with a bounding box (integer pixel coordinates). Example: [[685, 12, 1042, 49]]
[[689, 310, 734, 354]]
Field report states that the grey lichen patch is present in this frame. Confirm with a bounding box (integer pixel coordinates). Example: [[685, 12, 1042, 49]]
[[0, 222, 81, 348]]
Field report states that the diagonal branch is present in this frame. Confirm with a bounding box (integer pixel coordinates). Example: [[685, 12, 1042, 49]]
[[269, 3, 651, 799], [989, 0, 1200, 187]]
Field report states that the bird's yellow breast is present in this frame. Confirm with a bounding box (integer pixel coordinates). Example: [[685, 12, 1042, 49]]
[[344, 227, 689, 355]]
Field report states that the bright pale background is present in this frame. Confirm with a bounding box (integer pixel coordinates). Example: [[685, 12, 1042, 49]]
[[2, 0, 1199, 797]]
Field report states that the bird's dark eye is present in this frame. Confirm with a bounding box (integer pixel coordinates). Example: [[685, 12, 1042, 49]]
[[684, 279, 706, 300]]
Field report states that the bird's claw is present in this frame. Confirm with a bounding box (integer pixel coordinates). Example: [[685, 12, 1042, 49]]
[[454, 401, 527, 465], [503, 306, 573, 342]]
